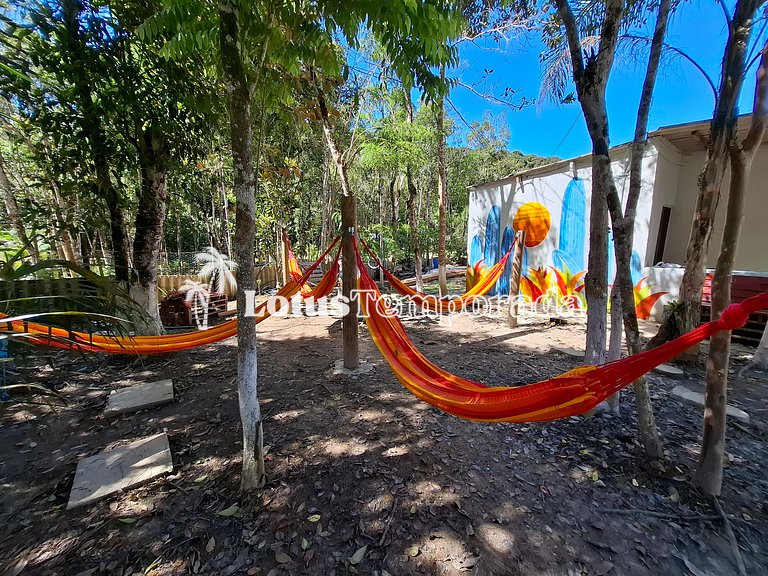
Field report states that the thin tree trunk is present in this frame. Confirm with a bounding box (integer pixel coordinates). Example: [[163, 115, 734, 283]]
[[61, 0, 129, 282], [341, 194, 359, 369], [316, 79, 358, 369], [403, 92, 423, 292], [746, 322, 768, 370], [0, 150, 36, 263], [606, 285, 623, 413], [555, 0, 624, 371], [605, 0, 669, 456], [49, 181, 77, 263], [437, 65, 449, 296], [129, 129, 168, 336], [695, 43, 768, 495], [220, 0, 265, 491], [320, 145, 333, 253], [675, 0, 761, 354]]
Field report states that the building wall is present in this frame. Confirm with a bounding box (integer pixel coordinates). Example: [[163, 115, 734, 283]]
[[467, 145, 660, 310], [662, 144, 768, 272]]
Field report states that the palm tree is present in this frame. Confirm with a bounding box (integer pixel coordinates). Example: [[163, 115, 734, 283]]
[[181, 279, 211, 330], [196, 246, 237, 297]]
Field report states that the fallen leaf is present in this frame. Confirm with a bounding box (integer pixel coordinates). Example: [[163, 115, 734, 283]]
[[301, 537, 310, 550], [349, 545, 367, 565], [307, 514, 321, 523], [118, 518, 136, 524], [591, 471, 599, 481], [194, 475, 209, 484], [217, 505, 239, 517], [205, 537, 216, 553], [275, 550, 291, 564], [407, 545, 420, 557]]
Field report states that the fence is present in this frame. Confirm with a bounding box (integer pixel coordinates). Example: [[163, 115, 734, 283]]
[[158, 265, 280, 297]]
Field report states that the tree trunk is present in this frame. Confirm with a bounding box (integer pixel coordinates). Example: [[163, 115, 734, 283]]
[[675, 0, 761, 354], [748, 322, 768, 370], [555, 0, 624, 370], [316, 79, 358, 369], [61, 0, 129, 282], [606, 285, 623, 413], [403, 92, 423, 292], [0, 150, 36, 263], [436, 65, 449, 297], [694, 43, 768, 495], [220, 0, 265, 491], [507, 230, 525, 328], [603, 0, 669, 456], [405, 168, 423, 292], [320, 145, 333, 253], [341, 194, 359, 369], [130, 129, 168, 336]]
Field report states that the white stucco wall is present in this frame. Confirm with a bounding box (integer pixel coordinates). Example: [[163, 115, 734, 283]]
[[662, 144, 768, 272]]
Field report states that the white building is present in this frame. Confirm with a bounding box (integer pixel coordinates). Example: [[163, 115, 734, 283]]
[[467, 115, 768, 321]]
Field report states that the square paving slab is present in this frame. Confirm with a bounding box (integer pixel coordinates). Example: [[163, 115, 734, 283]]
[[104, 379, 174, 416], [67, 433, 173, 509]]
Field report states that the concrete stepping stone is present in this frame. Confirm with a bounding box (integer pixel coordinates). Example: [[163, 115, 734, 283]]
[[669, 386, 750, 424], [67, 433, 173, 509], [104, 379, 174, 416], [653, 363, 684, 376], [552, 346, 584, 358]]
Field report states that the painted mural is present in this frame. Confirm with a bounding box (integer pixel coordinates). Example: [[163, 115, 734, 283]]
[[468, 176, 665, 318]]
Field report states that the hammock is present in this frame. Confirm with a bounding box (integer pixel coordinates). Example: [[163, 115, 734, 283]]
[[353, 237, 768, 423], [285, 237, 341, 300], [358, 236, 514, 312], [1, 237, 341, 355]]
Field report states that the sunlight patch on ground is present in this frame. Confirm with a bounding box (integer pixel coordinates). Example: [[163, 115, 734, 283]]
[[381, 445, 409, 457], [320, 438, 367, 457], [271, 408, 307, 422]]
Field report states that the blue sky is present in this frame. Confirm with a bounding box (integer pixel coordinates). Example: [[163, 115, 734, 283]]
[[449, 0, 763, 159]]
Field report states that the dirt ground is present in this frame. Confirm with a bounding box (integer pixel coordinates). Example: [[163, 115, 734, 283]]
[[1, 304, 767, 576]]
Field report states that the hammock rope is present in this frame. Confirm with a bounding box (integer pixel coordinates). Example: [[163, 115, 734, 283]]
[[358, 235, 515, 312], [1, 237, 342, 354], [352, 236, 768, 422]]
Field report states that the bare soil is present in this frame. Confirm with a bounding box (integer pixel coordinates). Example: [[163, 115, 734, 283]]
[[1, 308, 767, 576]]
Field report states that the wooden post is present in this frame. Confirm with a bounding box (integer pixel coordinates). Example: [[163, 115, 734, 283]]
[[507, 230, 525, 328], [279, 227, 289, 287], [341, 194, 359, 369]]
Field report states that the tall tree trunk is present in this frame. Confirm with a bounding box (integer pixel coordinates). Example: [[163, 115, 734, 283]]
[[606, 285, 623, 413], [675, 0, 761, 354], [403, 92, 423, 292], [220, 1, 265, 491], [555, 0, 623, 371], [436, 65, 449, 296], [316, 80, 358, 368], [61, 0, 130, 282], [694, 43, 768, 495], [320, 146, 332, 253], [390, 176, 400, 230], [605, 0, 670, 457], [130, 129, 167, 336], [0, 150, 37, 263], [747, 322, 768, 370]]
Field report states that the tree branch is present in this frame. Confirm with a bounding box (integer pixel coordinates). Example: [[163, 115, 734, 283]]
[[554, 0, 585, 84]]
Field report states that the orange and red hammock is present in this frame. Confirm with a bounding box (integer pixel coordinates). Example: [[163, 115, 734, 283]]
[[358, 237, 513, 312], [352, 237, 768, 422], [1, 237, 341, 354], [4, 234, 768, 425], [285, 236, 340, 300]]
